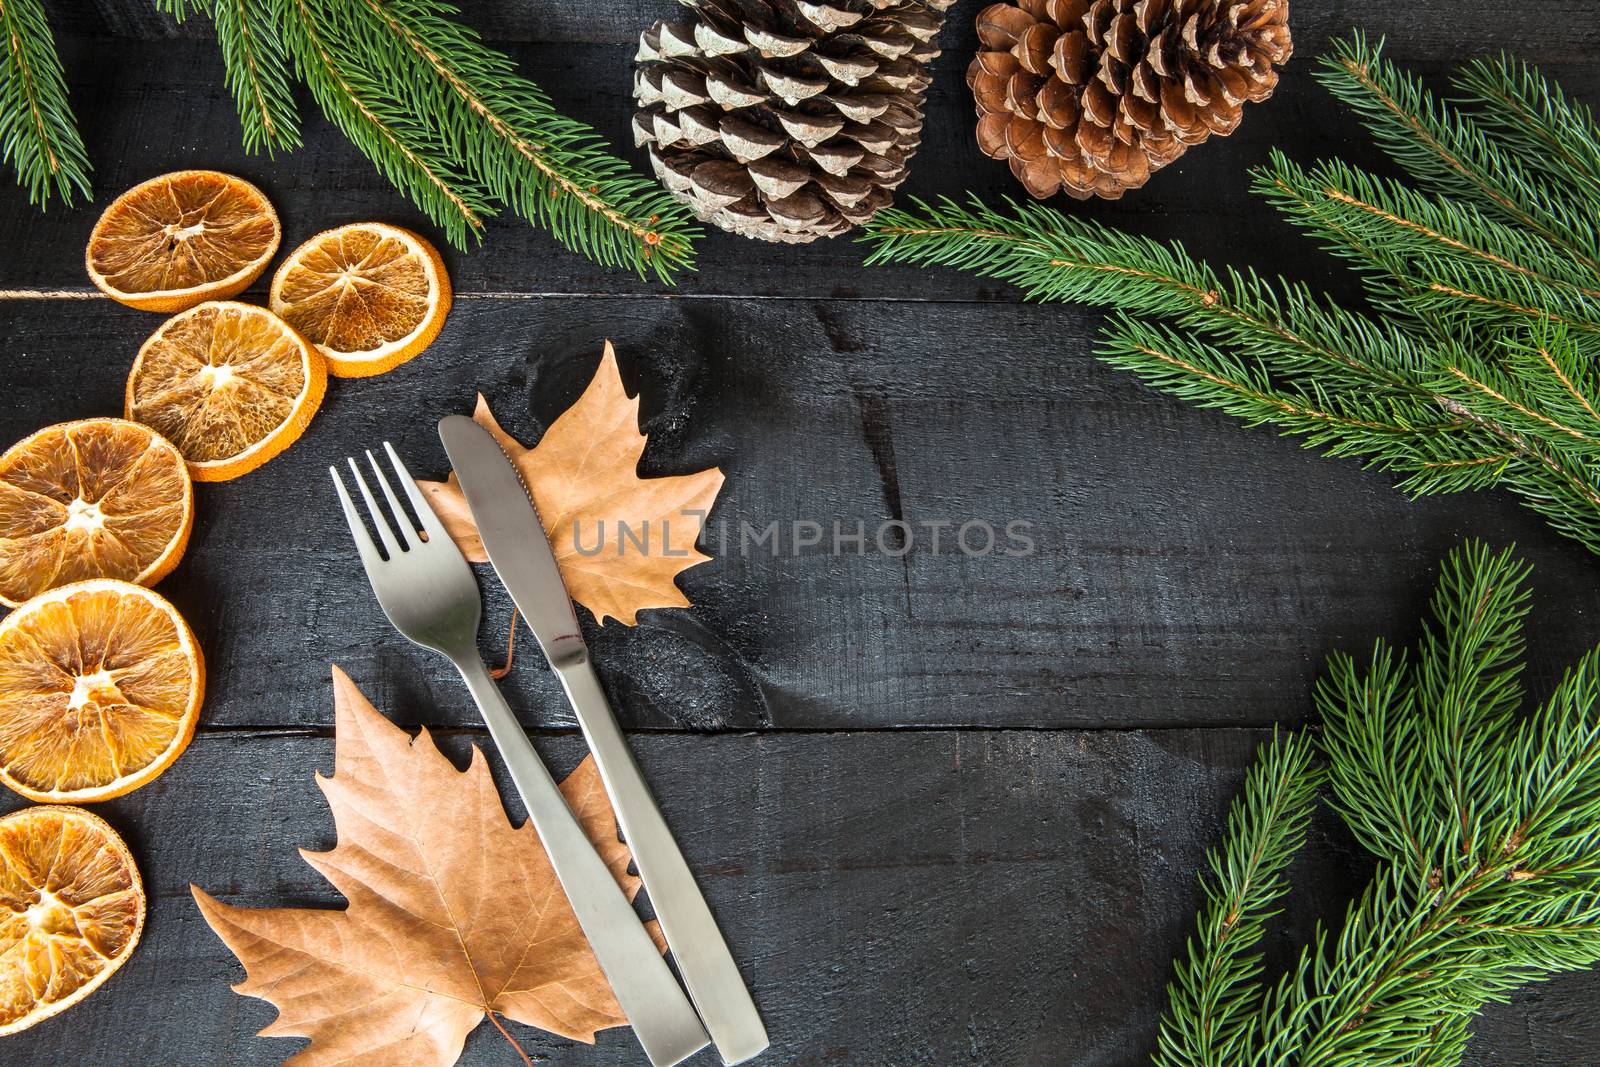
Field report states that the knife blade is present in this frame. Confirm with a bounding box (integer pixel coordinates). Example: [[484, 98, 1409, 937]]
[[438, 414, 770, 1065], [435, 418, 587, 668]]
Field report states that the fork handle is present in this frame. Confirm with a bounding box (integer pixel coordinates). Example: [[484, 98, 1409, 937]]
[[454, 654, 710, 1067], [556, 660, 770, 1065]]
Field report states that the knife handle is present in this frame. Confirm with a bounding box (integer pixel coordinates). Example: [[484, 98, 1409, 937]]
[[453, 654, 710, 1067], [556, 660, 770, 1065]]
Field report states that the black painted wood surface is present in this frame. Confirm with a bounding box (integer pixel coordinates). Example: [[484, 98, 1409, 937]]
[[3, 1, 1600, 1064]]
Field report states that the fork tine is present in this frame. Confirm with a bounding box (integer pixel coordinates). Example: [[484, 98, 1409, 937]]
[[330, 465, 384, 570], [365, 449, 416, 549], [384, 441, 450, 543], [345, 457, 404, 558]]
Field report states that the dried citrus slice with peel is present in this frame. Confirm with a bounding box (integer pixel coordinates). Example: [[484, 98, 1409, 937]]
[[0, 805, 145, 1035], [0, 579, 204, 803], [86, 170, 280, 312], [270, 222, 452, 377], [126, 301, 327, 481], [0, 419, 194, 609]]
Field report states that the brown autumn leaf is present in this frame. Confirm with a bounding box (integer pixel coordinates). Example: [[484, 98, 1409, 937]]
[[419, 341, 724, 626], [191, 666, 658, 1066]]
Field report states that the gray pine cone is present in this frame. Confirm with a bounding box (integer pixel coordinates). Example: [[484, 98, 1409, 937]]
[[634, 0, 955, 243]]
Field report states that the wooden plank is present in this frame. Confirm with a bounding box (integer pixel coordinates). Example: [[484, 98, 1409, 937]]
[[0, 726, 1593, 1065], [51, 0, 1600, 51], [4, 296, 1599, 732], [3, 18, 1597, 300]]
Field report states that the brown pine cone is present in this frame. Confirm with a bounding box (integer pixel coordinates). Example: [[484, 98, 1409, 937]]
[[968, 0, 1292, 199]]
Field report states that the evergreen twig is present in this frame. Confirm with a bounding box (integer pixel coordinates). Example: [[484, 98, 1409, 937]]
[[265, 0, 700, 277], [162, 0, 302, 156], [0, 0, 90, 207], [14, 0, 700, 281], [1151, 542, 1600, 1066], [862, 35, 1600, 557], [1153, 731, 1322, 1067]]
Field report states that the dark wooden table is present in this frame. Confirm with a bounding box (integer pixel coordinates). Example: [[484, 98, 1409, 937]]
[[4, 2, 1600, 1064]]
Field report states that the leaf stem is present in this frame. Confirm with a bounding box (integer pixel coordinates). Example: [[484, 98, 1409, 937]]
[[486, 1010, 535, 1067], [490, 606, 519, 680]]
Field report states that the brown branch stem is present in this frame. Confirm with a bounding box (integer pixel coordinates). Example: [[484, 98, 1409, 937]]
[[490, 606, 520, 680]]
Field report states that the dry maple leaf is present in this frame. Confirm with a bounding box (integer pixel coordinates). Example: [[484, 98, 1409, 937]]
[[420, 341, 724, 626], [192, 666, 659, 1066]]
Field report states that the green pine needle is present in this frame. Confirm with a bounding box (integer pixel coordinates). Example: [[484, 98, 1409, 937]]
[[862, 35, 1600, 559], [162, 0, 303, 157], [1153, 730, 1322, 1067], [11, 0, 699, 281], [321, 0, 697, 278], [0, 0, 91, 207], [1315, 33, 1600, 274], [1154, 542, 1600, 1066], [255, 0, 699, 278]]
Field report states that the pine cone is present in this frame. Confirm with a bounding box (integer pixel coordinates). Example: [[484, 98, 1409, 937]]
[[969, 0, 1292, 199], [634, 0, 954, 243]]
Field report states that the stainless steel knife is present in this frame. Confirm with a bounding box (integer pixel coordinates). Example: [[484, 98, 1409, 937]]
[[438, 414, 770, 1065]]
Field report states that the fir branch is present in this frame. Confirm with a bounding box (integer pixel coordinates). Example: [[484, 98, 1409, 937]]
[[864, 195, 1436, 396], [1315, 641, 1433, 881], [1152, 543, 1600, 1066], [1095, 317, 1456, 455], [277, 0, 490, 247], [1254, 153, 1600, 336], [1410, 543, 1529, 852], [161, 0, 302, 156], [862, 38, 1600, 559], [165, 0, 698, 279], [1153, 731, 1321, 1067], [1316, 33, 1600, 274], [332, 0, 696, 280], [0, 0, 89, 207], [1454, 54, 1600, 207]]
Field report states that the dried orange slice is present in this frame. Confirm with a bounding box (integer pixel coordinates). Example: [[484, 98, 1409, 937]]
[[125, 301, 327, 481], [0, 805, 145, 1035], [269, 222, 452, 378], [85, 170, 281, 312], [0, 419, 194, 609], [0, 579, 204, 802]]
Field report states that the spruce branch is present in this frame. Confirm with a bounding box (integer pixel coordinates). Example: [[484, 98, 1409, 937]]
[[152, 0, 700, 279], [1254, 153, 1600, 335], [277, 0, 492, 246], [161, 0, 302, 156], [1454, 55, 1600, 208], [1315, 33, 1600, 274], [862, 37, 1600, 558], [1314, 641, 1431, 881], [0, 0, 89, 207], [332, 0, 696, 279], [1152, 731, 1321, 1067], [1149, 542, 1600, 1066]]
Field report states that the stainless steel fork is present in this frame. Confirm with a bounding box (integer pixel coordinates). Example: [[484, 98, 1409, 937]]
[[330, 444, 710, 1067]]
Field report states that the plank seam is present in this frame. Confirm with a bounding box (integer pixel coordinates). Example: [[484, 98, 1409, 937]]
[[0, 287, 1038, 305], [192, 722, 1301, 738]]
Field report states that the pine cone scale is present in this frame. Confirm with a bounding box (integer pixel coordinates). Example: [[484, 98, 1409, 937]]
[[969, 0, 1291, 199], [637, 0, 953, 242]]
